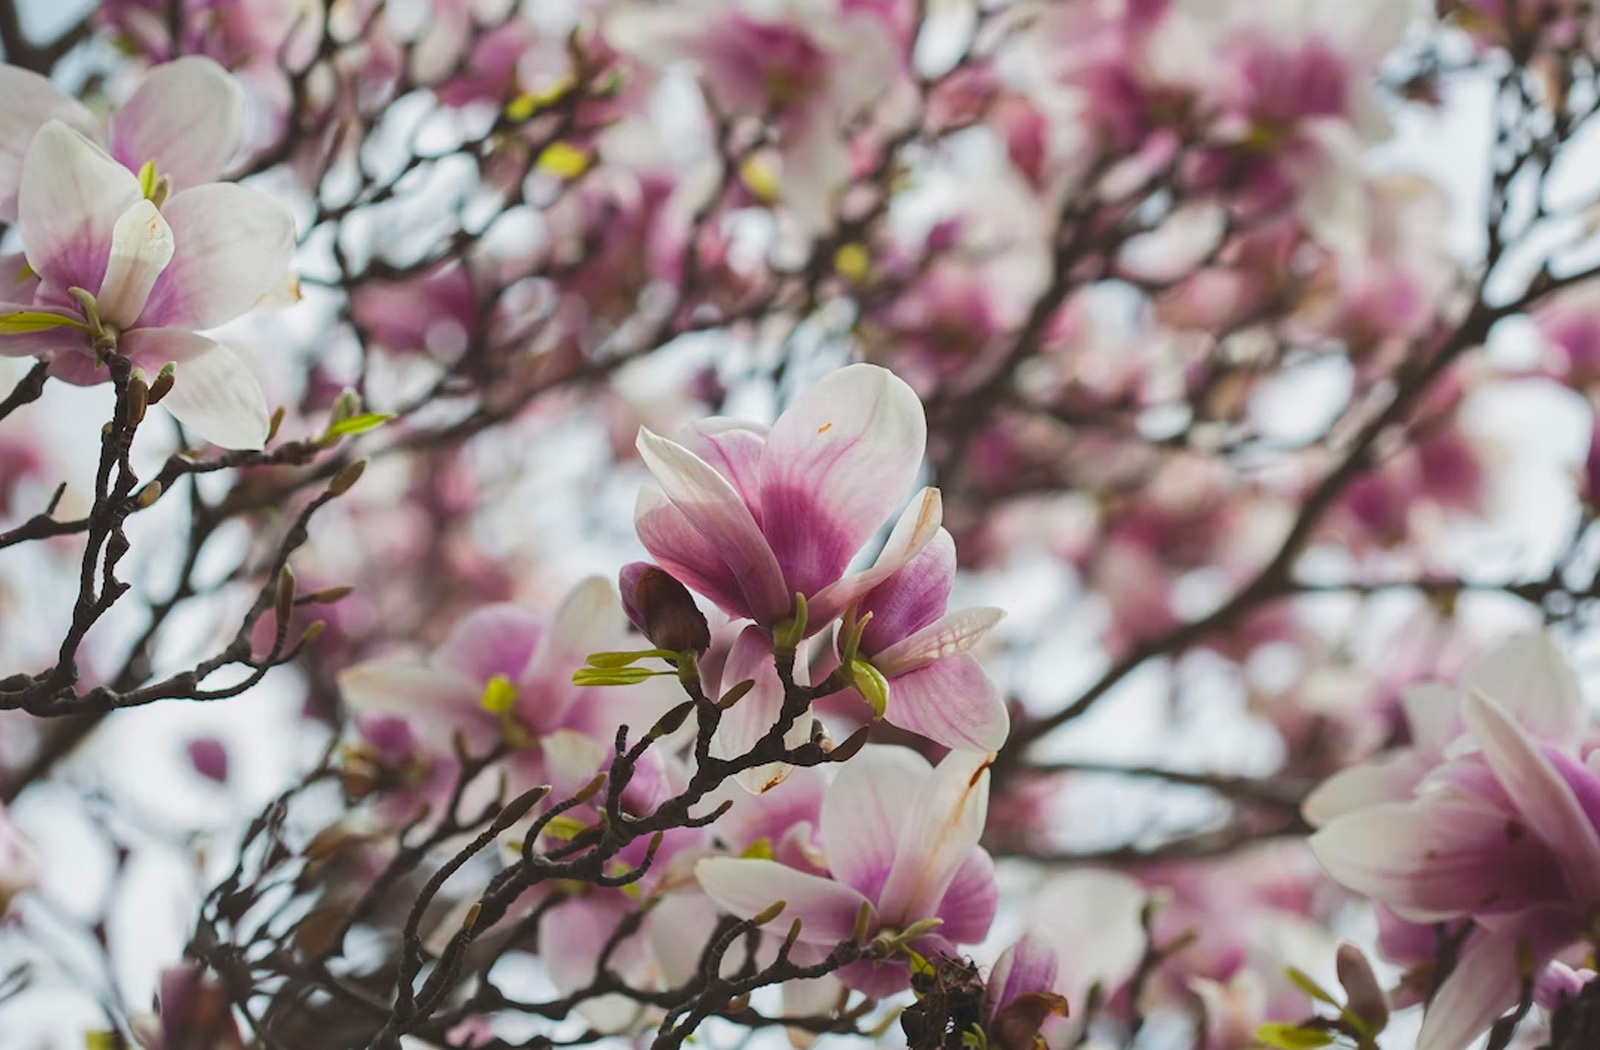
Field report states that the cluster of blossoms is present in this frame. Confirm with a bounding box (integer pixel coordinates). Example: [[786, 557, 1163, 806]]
[[330, 364, 1016, 1022], [1308, 634, 1600, 1050]]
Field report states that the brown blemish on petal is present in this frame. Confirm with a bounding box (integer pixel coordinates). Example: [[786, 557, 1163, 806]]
[[818, 422, 833, 433]]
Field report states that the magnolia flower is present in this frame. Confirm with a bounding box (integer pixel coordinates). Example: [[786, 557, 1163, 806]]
[[0, 60, 294, 449], [635, 363, 939, 636], [983, 934, 1069, 1050], [338, 579, 679, 811], [696, 745, 997, 997], [836, 527, 1009, 753], [1308, 632, 1600, 1050]]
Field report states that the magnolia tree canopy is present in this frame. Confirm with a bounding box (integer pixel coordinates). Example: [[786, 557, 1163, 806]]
[[4, 1, 1600, 1049]]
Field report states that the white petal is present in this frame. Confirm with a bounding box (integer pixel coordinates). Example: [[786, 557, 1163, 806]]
[[819, 745, 931, 899], [876, 748, 993, 928], [1301, 753, 1424, 827], [121, 329, 269, 450], [98, 200, 174, 328], [0, 66, 95, 222], [109, 57, 246, 190], [696, 857, 873, 944], [140, 184, 297, 331], [336, 659, 492, 754], [1462, 633, 1585, 749]]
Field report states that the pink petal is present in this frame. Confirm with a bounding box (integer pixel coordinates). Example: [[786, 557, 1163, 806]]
[[986, 933, 1061, 1021], [140, 184, 296, 331], [109, 57, 246, 190], [756, 364, 927, 599], [0, 67, 94, 222], [1463, 690, 1600, 902], [119, 329, 269, 450], [1416, 908, 1577, 1050], [881, 653, 1010, 754], [19, 122, 142, 296], [637, 427, 790, 625], [98, 200, 174, 328], [935, 847, 997, 946], [858, 528, 956, 655], [1301, 752, 1427, 827], [1309, 798, 1569, 922], [681, 418, 769, 514], [336, 659, 496, 755], [636, 487, 755, 619], [434, 604, 544, 684], [695, 857, 874, 944], [708, 763, 827, 860], [807, 486, 942, 630], [873, 607, 1003, 676], [536, 895, 653, 1033], [876, 748, 993, 929], [820, 744, 932, 902], [521, 577, 624, 729]]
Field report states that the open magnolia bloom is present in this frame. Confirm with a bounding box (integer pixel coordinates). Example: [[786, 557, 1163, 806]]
[[1308, 632, 1600, 1050], [0, 59, 292, 450], [634, 363, 940, 636], [696, 745, 997, 997], [337, 579, 683, 816]]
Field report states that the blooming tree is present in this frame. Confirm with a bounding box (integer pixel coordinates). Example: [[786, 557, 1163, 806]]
[[4, 1, 1600, 1049]]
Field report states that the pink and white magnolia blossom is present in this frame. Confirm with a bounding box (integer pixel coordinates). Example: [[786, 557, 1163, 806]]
[[830, 528, 1010, 753], [1308, 631, 1600, 1050], [634, 363, 940, 635], [696, 745, 997, 997], [337, 579, 681, 815], [0, 59, 295, 449]]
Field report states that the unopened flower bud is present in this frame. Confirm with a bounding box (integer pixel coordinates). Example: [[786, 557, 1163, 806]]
[[618, 563, 710, 652], [1336, 942, 1388, 1036], [147, 368, 175, 404], [327, 459, 367, 496], [186, 737, 230, 784], [126, 371, 149, 425]]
